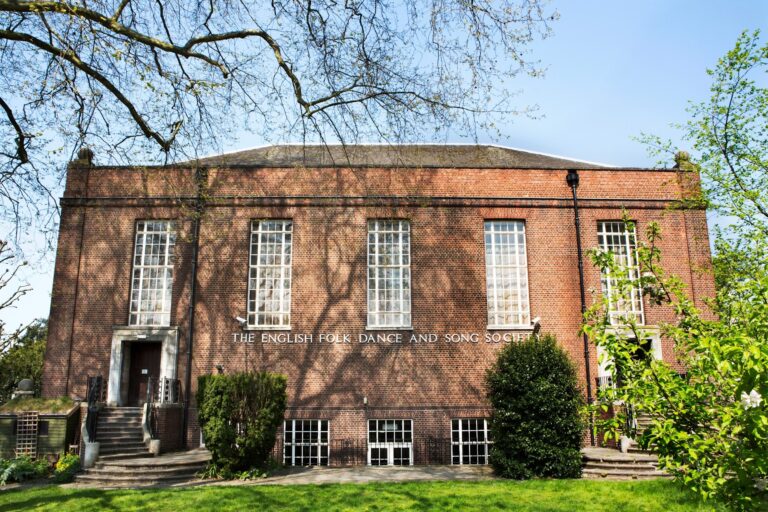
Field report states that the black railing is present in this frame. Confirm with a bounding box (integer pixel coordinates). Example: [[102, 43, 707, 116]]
[[278, 438, 463, 467], [86, 375, 106, 403], [84, 375, 104, 441], [147, 377, 183, 404], [595, 375, 614, 393]]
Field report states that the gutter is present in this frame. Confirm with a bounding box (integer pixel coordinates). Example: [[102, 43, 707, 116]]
[[567, 169, 595, 446], [181, 169, 204, 448]]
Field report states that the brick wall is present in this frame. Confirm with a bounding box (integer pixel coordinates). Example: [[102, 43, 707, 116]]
[[43, 160, 715, 451], [153, 404, 184, 453]]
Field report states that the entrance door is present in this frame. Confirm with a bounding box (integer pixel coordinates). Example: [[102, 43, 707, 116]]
[[368, 419, 413, 466], [127, 342, 161, 406]]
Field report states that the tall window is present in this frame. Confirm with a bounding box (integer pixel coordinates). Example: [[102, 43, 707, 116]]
[[484, 221, 530, 327], [248, 220, 293, 328], [367, 220, 411, 328], [129, 220, 176, 326], [597, 221, 644, 325], [283, 420, 329, 466], [451, 418, 492, 465]]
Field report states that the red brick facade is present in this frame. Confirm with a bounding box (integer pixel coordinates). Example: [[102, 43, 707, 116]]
[[42, 146, 715, 461]]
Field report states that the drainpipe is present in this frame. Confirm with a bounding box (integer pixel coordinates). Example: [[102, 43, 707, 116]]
[[181, 169, 204, 448], [566, 169, 595, 446]]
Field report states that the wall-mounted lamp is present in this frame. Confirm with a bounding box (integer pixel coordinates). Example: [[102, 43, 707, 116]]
[[363, 396, 368, 407], [234, 316, 247, 327], [531, 317, 542, 336], [215, 364, 224, 374]]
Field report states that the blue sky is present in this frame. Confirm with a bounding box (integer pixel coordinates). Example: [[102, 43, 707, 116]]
[[5, 0, 767, 329]]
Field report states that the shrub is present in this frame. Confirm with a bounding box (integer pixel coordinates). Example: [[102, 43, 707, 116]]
[[53, 452, 80, 483], [197, 371, 287, 474], [486, 334, 585, 479], [0, 456, 49, 485]]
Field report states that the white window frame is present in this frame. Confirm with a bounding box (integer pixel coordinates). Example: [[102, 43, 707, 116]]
[[451, 418, 492, 465], [597, 221, 645, 325], [366, 220, 412, 329], [283, 419, 329, 466], [129, 220, 175, 326], [367, 419, 413, 466], [598, 327, 663, 396], [247, 220, 293, 329], [484, 221, 531, 328]]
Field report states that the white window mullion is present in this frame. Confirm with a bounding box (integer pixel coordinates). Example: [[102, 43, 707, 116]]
[[485, 221, 529, 328], [248, 220, 292, 328], [598, 221, 643, 325], [367, 220, 410, 328], [129, 221, 175, 326]]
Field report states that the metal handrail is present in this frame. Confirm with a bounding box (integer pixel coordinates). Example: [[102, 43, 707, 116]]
[[84, 375, 104, 442]]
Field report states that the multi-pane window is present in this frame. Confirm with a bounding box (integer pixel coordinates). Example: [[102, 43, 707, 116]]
[[129, 221, 176, 326], [484, 221, 530, 327], [368, 419, 413, 466], [451, 419, 492, 465], [248, 220, 293, 328], [367, 220, 411, 328], [597, 221, 644, 325], [283, 420, 329, 466]]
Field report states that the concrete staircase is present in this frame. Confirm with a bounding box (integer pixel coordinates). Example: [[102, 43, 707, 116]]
[[75, 449, 210, 487], [93, 407, 152, 460], [625, 413, 654, 454], [582, 447, 667, 480]]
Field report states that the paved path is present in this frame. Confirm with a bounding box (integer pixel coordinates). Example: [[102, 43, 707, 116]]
[[208, 465, 496, 486]]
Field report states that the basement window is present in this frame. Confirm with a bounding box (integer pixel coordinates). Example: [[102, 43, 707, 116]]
[[283, 420, 328, 466], [451, 418, 492, 465]]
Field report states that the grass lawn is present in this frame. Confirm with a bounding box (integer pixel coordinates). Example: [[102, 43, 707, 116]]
[[0, 479, 730, 512]]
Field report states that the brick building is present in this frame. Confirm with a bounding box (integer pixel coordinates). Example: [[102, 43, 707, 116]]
[[42, 144, 714, 466]]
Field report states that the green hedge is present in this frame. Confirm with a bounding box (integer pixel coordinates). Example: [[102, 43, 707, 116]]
[[197, 372, 287, 472], [486, 334, 585, 479]]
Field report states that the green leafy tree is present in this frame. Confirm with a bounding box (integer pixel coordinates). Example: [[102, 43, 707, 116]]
[[0, 0, 557, 246], [583, 218, 768, 509], [197, 371, 287, 475], [606, 30, 768, 509], [486, 334, 585, 479], [0, 318, 46, 405]]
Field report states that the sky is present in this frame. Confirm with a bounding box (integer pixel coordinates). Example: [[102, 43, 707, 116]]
[[4, 0, 767, 330]]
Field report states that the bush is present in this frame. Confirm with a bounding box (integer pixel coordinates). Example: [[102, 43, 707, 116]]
[[53, 452, 80, 483], [486, 334, 585, 479], [197, 371, 287, 474], [0, 456, 49, 485]]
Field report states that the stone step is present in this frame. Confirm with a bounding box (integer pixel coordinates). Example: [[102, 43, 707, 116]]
[[97, 452, 155, 462], [84, 466, 202, 479], [98, 440, 146, 448], [584, 462, 659, 472], [74, 473, 197, 487], [582, 468, 668, 479], [96, 459, 208, 471], [582, 453, 658, 464], [96, 427, 144, 435], [97, 434, 145, 442], [98, 418, 143, 425], [99, 446, 149, 456], [99, 441, 147, 450]]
